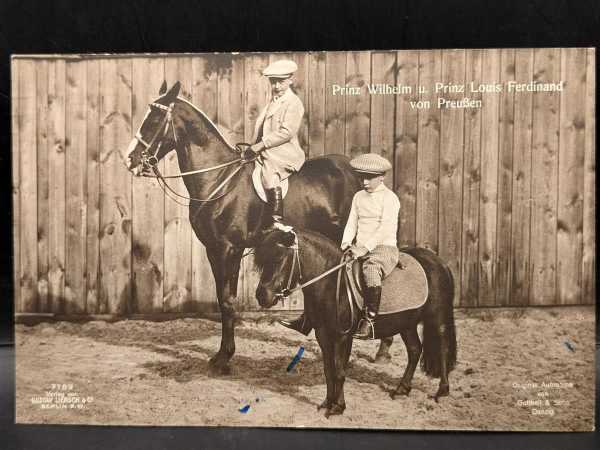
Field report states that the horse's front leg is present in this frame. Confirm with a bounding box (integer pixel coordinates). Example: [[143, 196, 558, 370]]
[[328, 334, 352, 416], [314, 327, 335, 414], [206, 244, 243, 375]]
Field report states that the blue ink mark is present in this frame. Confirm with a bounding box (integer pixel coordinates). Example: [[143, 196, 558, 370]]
[[239, 404, 251, 413], [287, 346, 305, 372], [564, 341, 575, 352]]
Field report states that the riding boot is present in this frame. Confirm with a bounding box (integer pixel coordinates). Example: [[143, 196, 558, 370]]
[[272, 186, 284, 223], [278, 312, 312, 336], [265, 186, 286, 230], [353, 286, 382, 340]]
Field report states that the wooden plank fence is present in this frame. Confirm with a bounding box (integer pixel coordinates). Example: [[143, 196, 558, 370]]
[[11, 49, 596, 315]]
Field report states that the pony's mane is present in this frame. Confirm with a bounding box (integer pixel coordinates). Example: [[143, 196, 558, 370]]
[[254, 228, 341, 273]]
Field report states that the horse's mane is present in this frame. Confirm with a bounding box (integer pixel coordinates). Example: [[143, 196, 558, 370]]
[[173, 96, 238, 151]]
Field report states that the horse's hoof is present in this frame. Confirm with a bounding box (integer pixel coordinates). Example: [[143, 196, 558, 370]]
[[391, 383, 411, 399], [325, 404, 345, 417], [208, 357, 232, 376]]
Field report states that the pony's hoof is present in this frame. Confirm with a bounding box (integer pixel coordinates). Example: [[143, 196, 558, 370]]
[[324, 404, 345, 418], [391, 383, 411, 399], [317, 399, 332, 411], [433, 384, 450, 402]]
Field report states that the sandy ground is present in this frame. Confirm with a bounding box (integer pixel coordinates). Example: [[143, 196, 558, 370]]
[[15, 307, 595, 431]]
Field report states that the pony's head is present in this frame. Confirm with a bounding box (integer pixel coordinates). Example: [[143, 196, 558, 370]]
[[254, 228, 300, 308], [125, 81, 181, 176]]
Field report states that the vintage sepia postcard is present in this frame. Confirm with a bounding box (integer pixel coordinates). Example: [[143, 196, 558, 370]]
[[12, 49, 595, 430]]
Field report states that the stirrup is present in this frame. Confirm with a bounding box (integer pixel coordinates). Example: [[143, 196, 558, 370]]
[[353, 316, 376, 340]]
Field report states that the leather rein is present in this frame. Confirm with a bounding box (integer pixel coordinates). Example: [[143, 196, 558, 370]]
[[131, 100, 257, 205], [273, 231, 358, 335]]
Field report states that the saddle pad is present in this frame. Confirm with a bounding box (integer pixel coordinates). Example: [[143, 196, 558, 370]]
[[354, 252, 428, 315], [252, 162, 289, 203]]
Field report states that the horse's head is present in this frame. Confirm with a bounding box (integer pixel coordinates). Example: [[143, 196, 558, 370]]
[[125, 81, 181, 176], [254, 227, 300, 308]]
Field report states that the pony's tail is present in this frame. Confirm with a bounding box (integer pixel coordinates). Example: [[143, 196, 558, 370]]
[[421, 264, 457, 378]]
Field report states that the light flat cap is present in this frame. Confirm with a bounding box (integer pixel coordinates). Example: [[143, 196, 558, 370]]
[[350, 153, 392, 175], [262, 59, 298, 78]]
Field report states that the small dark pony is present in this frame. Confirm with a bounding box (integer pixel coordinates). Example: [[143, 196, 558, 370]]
[[254, 227, 457, 417]]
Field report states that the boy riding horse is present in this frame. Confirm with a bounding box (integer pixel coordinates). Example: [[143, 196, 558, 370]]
[[280, 153, 400, 340], [249, 59, 305, 228]]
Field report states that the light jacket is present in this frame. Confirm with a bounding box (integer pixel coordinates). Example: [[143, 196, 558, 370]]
[[252, 88, 305, 172]]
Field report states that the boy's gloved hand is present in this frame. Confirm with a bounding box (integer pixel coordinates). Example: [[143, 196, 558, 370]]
[[349, 245, 369, 258]]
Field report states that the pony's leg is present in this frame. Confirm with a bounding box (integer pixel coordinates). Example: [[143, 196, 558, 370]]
[[433, 323, 451, 401], [315, 327, 335, 414], [374, 336, 394, 363], [206, 245, 243, 375], [328, 334, 352, 416], [391, 328, 422, 399]]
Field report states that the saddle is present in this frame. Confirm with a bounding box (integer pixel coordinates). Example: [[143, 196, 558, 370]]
[[344, 252, 428, 316], [252, 161, 290, 203]]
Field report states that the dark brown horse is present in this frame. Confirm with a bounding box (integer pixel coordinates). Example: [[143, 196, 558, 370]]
[[125, 81, 370, 374], [254, 227, 457, 417]]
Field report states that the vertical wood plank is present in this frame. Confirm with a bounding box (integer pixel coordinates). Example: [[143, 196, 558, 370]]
[[244, 54, 270, 144], [11, 58, 21, 312], [35, 61, 50, 312], [438, 49, 465, 307], [370, 51, 395, 187], [292, 52, 310, 153], [557, 48, 586, 305], [495, 49, 516, 305], [461, 50, 483, 307], [192, 55, 218, 313], [308, 52, 326, 157], [164, 57, 193, 312], [582, 48, 596, 304], [325, 52, 346, 155], [510, 49, 534, 306], [131, 57, 165, 313], [47, 59, 66, 313], [346, 51, 371, 159], [216, 54, 245, 145], [395, 50, 419, 248], [415, 50, 441, 253], [65, 60, 87, 313], [478, 49, 500, 306], [530, 48, 560, 306], [20, 60, 39, 312], [86, 59, 101, 314], [99, 58, 133, 314]]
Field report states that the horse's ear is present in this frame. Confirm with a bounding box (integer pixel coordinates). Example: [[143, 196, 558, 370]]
[[164, 81, 181, 102], [159, 80, 168, 95]]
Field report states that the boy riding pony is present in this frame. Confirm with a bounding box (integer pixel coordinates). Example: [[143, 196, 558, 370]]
[[280, 153, 400, 340]]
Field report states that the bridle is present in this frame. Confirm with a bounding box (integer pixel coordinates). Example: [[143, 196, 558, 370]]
[[271, 230, 357, 335], [273, 231, 304, 302], [131, 99, 257, 205]]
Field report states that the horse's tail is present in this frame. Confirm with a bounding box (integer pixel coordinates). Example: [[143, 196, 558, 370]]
[[421, 260, 457, 378]]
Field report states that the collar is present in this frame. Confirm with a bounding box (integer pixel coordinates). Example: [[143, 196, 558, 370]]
[[367, 183, 387, 194], [272, 88, 292, 103]]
